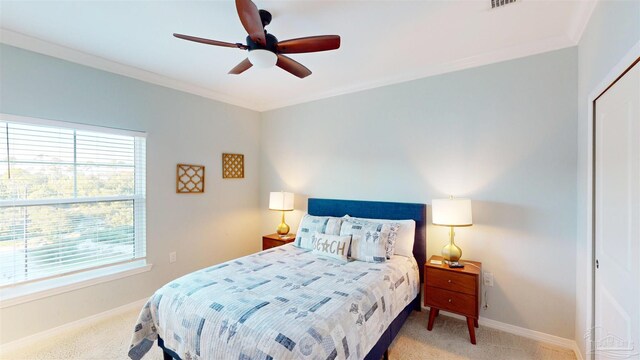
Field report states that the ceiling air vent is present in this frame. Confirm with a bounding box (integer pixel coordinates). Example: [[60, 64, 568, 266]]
[[491, 0, 516, 8]]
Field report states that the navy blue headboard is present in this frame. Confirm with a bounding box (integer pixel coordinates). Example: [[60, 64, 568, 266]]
[[308, 198, 427, 283]]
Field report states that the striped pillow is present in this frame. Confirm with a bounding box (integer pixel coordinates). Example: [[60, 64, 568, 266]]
[[342, 216, 401, 258], [339, 220, 399, 263], [295, 214, 343, 249]]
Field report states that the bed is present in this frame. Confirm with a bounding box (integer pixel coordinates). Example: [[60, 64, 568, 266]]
[[129, 198, 426, 360]]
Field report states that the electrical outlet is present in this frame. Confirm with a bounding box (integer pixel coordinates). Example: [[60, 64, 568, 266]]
[[169, 252, 177, 263], [483, 271, 494, 287]]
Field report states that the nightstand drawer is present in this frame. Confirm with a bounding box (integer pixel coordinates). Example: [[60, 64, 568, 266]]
[[263, 238, 284, 249], [426, 267, 477, 295], [425, 286, 477, 317], [262, 234, 295, 250]]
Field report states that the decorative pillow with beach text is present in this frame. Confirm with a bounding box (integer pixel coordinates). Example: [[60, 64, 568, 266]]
[[311, 233, 352, 262]]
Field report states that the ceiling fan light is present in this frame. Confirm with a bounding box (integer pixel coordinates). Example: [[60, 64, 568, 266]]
[[248, 49, 277, 68]]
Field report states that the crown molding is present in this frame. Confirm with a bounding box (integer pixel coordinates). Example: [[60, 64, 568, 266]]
[[258, 34, 576, 111], [2, 28, 578, 113], [0, 29, 260, 111]]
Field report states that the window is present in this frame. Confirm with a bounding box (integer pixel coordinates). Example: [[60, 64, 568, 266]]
[[0, 116, 146, 287]]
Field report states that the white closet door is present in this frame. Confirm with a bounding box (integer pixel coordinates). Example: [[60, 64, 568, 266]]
[[594, 60, 640, 360]]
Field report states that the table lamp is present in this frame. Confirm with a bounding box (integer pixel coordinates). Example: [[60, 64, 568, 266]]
[[432, 197, 472, 265], [269, 191, 294, 236]]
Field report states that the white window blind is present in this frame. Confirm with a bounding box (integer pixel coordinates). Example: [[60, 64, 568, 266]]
[[0, 117, 146, 287]]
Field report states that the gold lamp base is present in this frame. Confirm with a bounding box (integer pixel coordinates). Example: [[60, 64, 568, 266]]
[[276, 211, 290, 236], [276, 222, 290, 236], [441, 226, 462, 263]]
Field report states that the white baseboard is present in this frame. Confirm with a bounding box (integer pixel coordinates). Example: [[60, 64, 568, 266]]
[[424, 306, 580, 358], [0, 297, 150, 356]]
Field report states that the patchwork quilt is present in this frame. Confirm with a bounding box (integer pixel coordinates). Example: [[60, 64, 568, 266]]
[[128, 244, 419, 360]]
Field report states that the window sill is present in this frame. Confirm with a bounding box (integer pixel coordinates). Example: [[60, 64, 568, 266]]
[[0, 260, 153, 309]]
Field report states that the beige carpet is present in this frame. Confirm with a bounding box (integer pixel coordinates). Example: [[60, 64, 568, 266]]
[[2, 308, 576, 360]]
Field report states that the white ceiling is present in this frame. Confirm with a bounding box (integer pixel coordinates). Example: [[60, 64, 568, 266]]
[[0, 0, 595, 111]]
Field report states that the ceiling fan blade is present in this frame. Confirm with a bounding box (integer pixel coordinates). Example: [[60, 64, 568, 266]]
[[276, 55, 312, 78], [235, 0, 266, 46], [229, 58, 253, 75], [277, 35, 341, 54], [173, 33, 247, 49]]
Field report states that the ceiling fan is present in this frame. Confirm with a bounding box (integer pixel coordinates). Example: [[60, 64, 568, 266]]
[[173, 0, 341, 79]]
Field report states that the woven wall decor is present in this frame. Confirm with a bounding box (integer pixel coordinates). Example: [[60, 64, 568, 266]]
[[222, 153, 244, 179], [176, 164, 205, 193]]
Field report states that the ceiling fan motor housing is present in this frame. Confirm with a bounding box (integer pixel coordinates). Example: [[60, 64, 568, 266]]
[[246, 33, 278, 53]]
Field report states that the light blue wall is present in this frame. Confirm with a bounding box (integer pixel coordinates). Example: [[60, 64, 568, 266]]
[[6, 6, 633, 344], [575, 1, 640, 357], [0, 44, 262, 344], [260, 47, 578, 339]]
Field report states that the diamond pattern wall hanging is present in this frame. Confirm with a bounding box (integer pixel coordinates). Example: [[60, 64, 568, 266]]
[[222, 153, 244, 179], [176, 164, 205, 193]]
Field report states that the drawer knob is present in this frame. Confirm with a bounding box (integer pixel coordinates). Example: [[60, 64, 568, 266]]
[[448, 299, 452, 303], [448, 280, 452, 283]]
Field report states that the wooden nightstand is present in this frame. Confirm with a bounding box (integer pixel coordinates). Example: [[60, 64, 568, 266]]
[[424, 255, 482, 344], [262, 233, 295, 250]]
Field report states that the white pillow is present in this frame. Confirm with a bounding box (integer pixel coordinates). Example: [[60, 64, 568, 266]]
[[340, 220, 395, 263], [311, 233, 351, 262], [346, 216, 416, 258], [295, 214, 343, 249]]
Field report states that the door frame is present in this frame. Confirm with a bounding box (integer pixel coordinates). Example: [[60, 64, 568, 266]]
[[585, 41, 640, 359]]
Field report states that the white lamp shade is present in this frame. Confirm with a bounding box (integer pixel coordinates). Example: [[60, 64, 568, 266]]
[[269, 191, 294, 211], [248, 49, 278, 68], [432, 198, 472, 226]]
